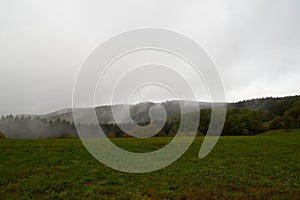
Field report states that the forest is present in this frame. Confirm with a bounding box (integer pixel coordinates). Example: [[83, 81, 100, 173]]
[[1, 96, 300, 138]]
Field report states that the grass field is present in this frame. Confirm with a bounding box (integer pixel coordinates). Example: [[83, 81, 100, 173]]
[[0, 129, 299, 199]]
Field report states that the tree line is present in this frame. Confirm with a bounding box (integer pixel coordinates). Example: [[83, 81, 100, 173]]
[[1, 97, 300, 138]]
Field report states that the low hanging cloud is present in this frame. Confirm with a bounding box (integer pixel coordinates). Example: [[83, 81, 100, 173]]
[[0, 0, 299, 116]]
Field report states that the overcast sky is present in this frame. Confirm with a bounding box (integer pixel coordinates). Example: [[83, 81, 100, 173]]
[[0, 0, 299, 116]]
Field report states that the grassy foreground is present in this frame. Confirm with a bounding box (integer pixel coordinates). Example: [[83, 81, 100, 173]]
[[0, 130, 299, 199]]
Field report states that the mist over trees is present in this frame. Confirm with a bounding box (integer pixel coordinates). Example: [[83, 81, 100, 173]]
[[0, 95, 300, 138], [0, 116, 77, 138], [0, 130, 6, 139]]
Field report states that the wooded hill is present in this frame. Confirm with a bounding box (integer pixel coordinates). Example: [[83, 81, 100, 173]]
[[1, 95, 299, 138]]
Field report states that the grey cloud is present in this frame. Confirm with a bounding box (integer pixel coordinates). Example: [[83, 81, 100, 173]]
[[0, 0, 299, 115]]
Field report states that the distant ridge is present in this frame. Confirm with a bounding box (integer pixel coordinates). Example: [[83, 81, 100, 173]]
[[227, 95, 300, 110], [2, 95, 300, 138], [34, 95, 300, 124]]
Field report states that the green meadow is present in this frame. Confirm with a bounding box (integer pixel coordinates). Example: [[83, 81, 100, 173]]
[[0, 129, 299, 199]]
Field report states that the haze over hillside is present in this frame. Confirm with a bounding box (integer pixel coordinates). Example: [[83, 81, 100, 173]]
[[1, 95, 300, 139], [34, 95, 299, 124], [40, 101, 211, 124]]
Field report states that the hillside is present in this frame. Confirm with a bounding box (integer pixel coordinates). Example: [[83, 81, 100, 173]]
[[1, 95, 300, 138], [40, 101, 212, 124], [39, 95, 300, 124]]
